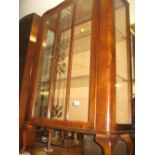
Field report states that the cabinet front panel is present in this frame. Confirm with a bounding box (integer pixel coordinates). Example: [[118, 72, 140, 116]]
[[31, 0, 95, 128]]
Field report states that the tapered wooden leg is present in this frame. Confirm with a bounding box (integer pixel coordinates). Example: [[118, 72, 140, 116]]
[[95, 134, 118, 155], [120, 134, 133, 155], [20, 124, 36, 152], [44, 129, 53, 152], [20, 129, 26, 153]]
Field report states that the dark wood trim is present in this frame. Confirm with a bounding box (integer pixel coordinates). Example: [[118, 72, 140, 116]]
[[116, 124, 133, 130], [30, 118, 95, 133]]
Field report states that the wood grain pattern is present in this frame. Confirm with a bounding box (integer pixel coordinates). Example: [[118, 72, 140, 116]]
[[19, 0, 134, 153]]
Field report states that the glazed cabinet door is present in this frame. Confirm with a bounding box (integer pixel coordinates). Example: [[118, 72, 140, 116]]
[[67, 0, 93, 122], [32, 13, 58, 119], [30, 0, 95, 131]]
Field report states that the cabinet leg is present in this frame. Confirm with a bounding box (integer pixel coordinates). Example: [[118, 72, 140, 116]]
[[20, 124, 36, 152], [20, 129, 26, 152], [44, 129, 53, 152], [120, 134, 133, 155], [95, 134, 118, 155]]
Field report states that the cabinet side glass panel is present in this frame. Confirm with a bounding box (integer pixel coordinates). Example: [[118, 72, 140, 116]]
[[114, 0, 131, 124], [131, 33, 135, 97], [33, 14, 57, 118], [67, 0, 93, 122], [51, 5, 73, 120]]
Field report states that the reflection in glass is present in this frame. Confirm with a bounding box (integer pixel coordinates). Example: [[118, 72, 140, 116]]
[[114, 0, 131, 124], [33, 14, 57, 118]]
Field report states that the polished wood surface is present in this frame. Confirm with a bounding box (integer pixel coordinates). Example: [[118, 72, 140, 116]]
[[95, 0, 116, 133], [19, 14, 41, 152], [20, 124, 36, 152], [120, 134, 133, 155], [19, 0, 134, 154], [95, 134, 118, 155], [19, 13, 41, 126], [22, 0, 133, 132]]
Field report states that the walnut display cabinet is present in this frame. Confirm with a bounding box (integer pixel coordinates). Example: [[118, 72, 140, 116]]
[[20, 0, 134, 154]]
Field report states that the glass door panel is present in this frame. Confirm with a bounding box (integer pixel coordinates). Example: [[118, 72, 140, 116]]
[[67, 0, 93, 122], [51, 5, 73, 120], [33, 14, 57, 118], [114, 0, 131, 124]]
